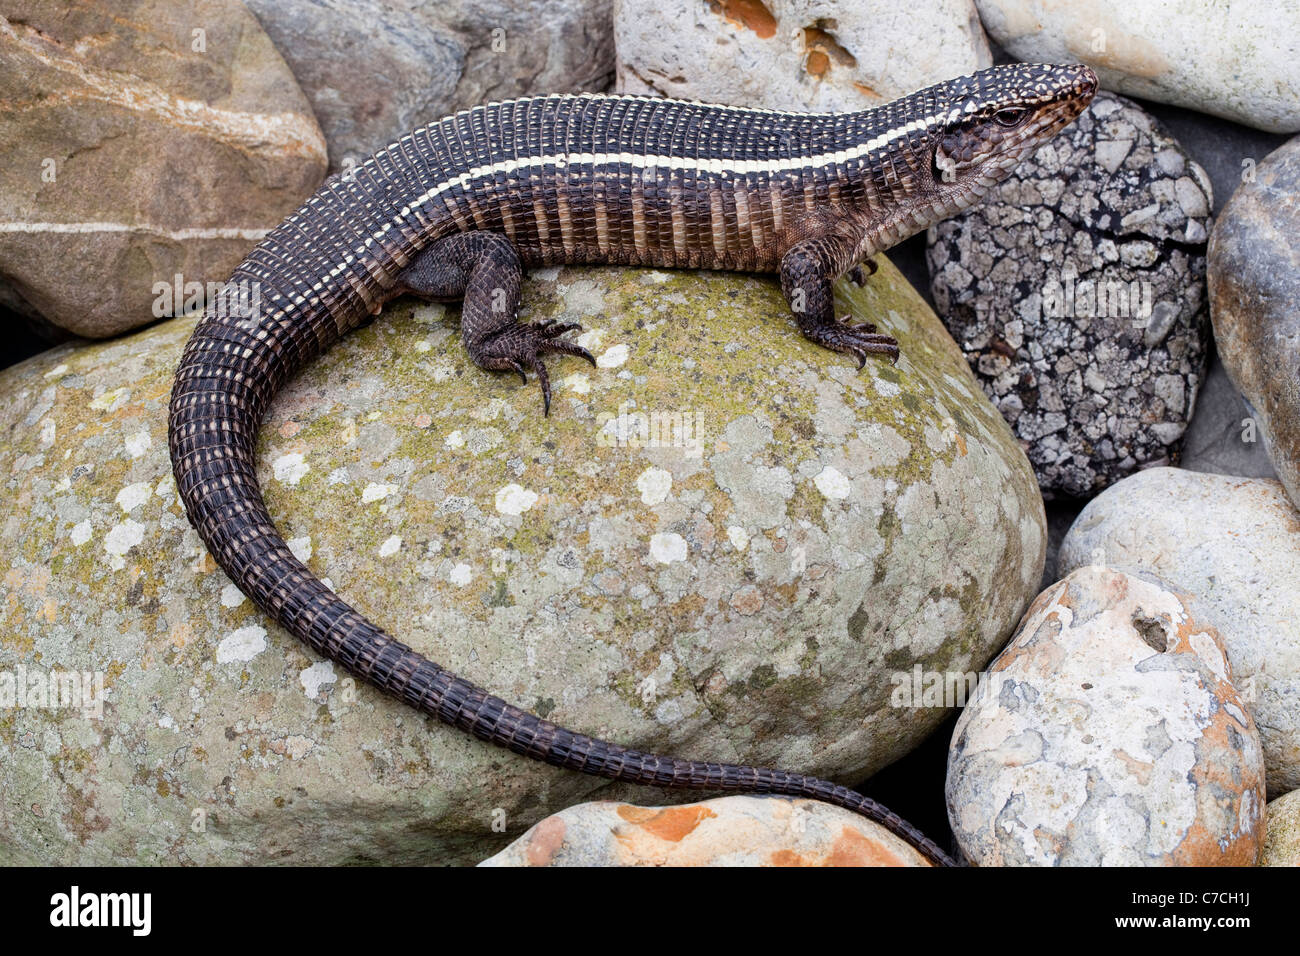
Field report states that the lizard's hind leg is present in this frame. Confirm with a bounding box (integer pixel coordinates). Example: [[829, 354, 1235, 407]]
[[395, 231, 595, 414]]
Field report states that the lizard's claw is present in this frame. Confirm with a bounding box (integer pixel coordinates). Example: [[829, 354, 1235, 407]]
[[810, 314, 900, 368], [846, 259, 879, 287], [477, 320, 596, 415]]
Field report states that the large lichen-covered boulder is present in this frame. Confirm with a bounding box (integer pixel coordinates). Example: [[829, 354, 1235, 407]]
[[0, 260, 1044, 865]]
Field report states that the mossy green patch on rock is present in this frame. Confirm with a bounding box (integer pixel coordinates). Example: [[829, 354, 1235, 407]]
[[0, 257, 1044, 864]]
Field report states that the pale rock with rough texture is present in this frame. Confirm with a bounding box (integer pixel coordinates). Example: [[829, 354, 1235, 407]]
[[0, 259, 1044, 865], [975, 0, 1300, 133], [1059, 468, 1300, 797], [1261, 789, 1300, 866], [246, 0, 616, 171], [1209, 136, 1300, 512], [479, 795, 933, 866], [947, 565, 1266, 866], [0, 3, 327, 338], [614, 0, 991, 111]]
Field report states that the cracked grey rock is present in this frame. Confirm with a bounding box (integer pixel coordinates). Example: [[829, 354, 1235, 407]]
[[947, 564, 1266, 866], [928, 92, 1213, 498], [1208, 134, 1300, 512]]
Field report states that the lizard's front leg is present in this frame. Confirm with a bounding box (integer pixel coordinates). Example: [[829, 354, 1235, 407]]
[[395, 231, 595, 414], [779, 238, 899, 367]]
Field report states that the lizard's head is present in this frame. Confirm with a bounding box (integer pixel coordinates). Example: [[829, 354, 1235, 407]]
[[931, 63, 1097, 193]]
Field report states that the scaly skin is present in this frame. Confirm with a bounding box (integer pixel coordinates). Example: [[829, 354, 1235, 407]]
[[168, 64, 1098, 866]]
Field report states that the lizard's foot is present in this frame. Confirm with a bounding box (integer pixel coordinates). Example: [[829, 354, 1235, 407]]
[[804, 315, 899, 369], [474, 319, 596, 415], [846, 258, 879, 287]]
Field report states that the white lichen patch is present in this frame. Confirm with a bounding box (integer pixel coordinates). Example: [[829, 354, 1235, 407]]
[[103, 519, 144, 568], [444, 430, 466, 449], [287, 536, 313, 563], [813, 466, 852, 499], [69, 520, 92, 547], [124, 430, 152, 458], [565, 372, 592, 394], [575, 328, 607, 352], [378, 535, 402, 557], [649, 532, 688, 564], [299, 661, 336, 699], [635, 467, 673, 505], [361, 482, 393, 503], [115, 482, 153, 512], [448, 562, 473, 586], [494, 483, 538, 515], [272, 452, 309, 485], [216, 625, 267, 664], [220, 583, 247, 608], [89, 387, 129, 413], [726, 526, 750, 552], [596, 344, 629, 368]]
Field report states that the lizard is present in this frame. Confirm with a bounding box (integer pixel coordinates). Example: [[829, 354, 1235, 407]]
[[168, 63, 1097, 867]]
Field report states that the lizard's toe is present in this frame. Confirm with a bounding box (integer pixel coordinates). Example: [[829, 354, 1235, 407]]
[[475, 320, 593, 415], [814, 316, 899, 368]]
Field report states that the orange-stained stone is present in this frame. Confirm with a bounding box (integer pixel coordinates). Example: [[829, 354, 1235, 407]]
[[525, 814, 566, 867], [616, 802, 717, 842]]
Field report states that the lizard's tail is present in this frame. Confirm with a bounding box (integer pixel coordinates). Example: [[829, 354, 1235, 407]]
[[168, 301, 956, 869]]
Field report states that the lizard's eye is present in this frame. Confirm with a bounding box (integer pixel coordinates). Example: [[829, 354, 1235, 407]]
[[994, 107, 1028, 127]]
